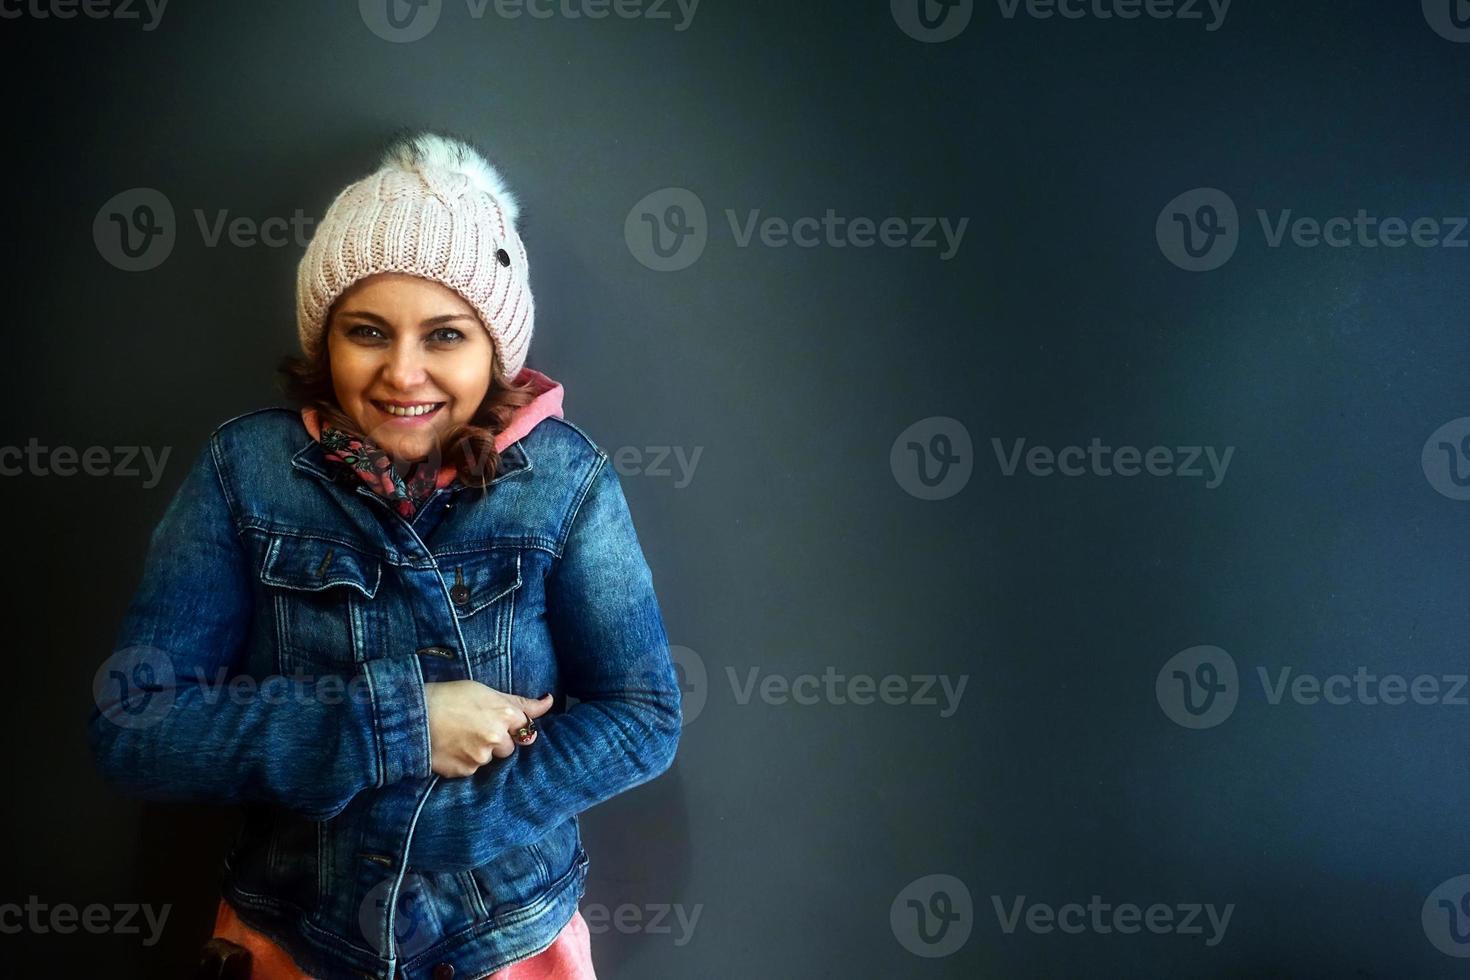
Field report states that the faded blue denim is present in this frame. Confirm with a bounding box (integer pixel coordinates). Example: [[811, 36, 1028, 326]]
[[87, 407, 682, 979]]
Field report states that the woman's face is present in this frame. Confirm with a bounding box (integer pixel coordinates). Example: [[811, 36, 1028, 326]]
[[326, 272, 495, 463]]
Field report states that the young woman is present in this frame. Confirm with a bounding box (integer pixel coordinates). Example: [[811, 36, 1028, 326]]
[[87, 131, 683, 979]]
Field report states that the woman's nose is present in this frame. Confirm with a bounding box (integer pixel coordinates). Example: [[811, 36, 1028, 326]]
[[382, 341, 428, 388]]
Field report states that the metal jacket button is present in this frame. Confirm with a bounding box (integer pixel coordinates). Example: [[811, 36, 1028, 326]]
[[450, 566, 469, 605], [432, 964, 455, 980]]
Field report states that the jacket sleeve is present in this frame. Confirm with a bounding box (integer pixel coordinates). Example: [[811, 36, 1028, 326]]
[[406, 454, 682, 871], [86, 435, 433, 821]]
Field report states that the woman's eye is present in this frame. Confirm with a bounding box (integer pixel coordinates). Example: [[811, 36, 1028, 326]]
[[429, 327, 465, 343], [347, 324, 385, 340]]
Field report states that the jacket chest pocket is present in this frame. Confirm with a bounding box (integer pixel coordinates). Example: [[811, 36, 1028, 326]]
[[259, 534, 381, 670], [444, 549, 521, 669]]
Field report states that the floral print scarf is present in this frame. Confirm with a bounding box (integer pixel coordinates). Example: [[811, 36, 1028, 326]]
[[299, 407, 459, 519]]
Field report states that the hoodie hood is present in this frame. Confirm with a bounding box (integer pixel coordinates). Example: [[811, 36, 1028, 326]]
[[491, 366, 564, 452]]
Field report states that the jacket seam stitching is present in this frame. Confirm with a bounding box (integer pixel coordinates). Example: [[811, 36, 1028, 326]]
[[242, 523, 379, 557], [362, 660, 390, 787], [208, 432, 245, 533], [432, 539, 557, 558], [412, 653, 430, 776], [550, 451, 608, 564]]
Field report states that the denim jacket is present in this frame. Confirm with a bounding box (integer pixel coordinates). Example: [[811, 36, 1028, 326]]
[[87, 401, 682, 979]]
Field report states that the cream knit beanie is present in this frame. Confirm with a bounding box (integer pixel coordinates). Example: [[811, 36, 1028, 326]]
[[295, 130, 534, 385]]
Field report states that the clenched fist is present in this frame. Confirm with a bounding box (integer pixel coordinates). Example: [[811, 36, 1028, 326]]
[[423, 681, 554, 778]]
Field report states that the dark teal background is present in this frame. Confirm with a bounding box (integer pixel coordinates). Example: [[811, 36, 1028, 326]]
[[5, 0, 1470, 976]]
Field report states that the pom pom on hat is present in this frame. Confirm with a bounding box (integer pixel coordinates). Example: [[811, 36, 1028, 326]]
[[379, 130, 521, 227]]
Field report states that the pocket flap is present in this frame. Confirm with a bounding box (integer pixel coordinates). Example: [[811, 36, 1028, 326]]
[[260, 534, 381, 598], [446, 550, 521, 618]]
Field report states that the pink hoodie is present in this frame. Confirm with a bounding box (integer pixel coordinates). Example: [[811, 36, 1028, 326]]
[[487, 366, 565, 454]]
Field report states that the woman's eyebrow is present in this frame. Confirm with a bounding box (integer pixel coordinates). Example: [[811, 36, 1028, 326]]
[[335, 311, 479, 327]]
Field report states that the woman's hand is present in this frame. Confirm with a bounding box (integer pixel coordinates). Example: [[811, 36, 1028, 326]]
[[423, 682, 554, 778]]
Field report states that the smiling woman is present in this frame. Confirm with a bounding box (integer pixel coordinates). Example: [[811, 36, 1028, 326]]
[[279, 270, 541, 497], [328, 275, 492, 441], [89, 129, 682, 980]]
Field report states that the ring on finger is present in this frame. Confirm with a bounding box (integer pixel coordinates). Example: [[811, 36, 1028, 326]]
[[516, 711, 538, 745]]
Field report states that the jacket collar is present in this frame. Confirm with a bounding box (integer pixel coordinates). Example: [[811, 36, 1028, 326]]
[[290, 433, 532, 489]]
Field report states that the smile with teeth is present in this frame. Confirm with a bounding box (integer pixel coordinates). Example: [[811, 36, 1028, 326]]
[[374, 400, 445, 418]]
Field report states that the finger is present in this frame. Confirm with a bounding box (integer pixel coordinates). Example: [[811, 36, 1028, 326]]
[[518, 692, 555, 717]]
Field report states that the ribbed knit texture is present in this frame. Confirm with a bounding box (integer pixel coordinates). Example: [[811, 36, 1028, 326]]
[[296, 137, 534, 384]]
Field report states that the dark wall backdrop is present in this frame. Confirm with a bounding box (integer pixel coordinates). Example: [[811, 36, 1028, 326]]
[[5, 0, 1470, 976]]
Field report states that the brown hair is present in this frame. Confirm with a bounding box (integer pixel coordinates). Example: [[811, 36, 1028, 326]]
[[276, 312, 538, 490]]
